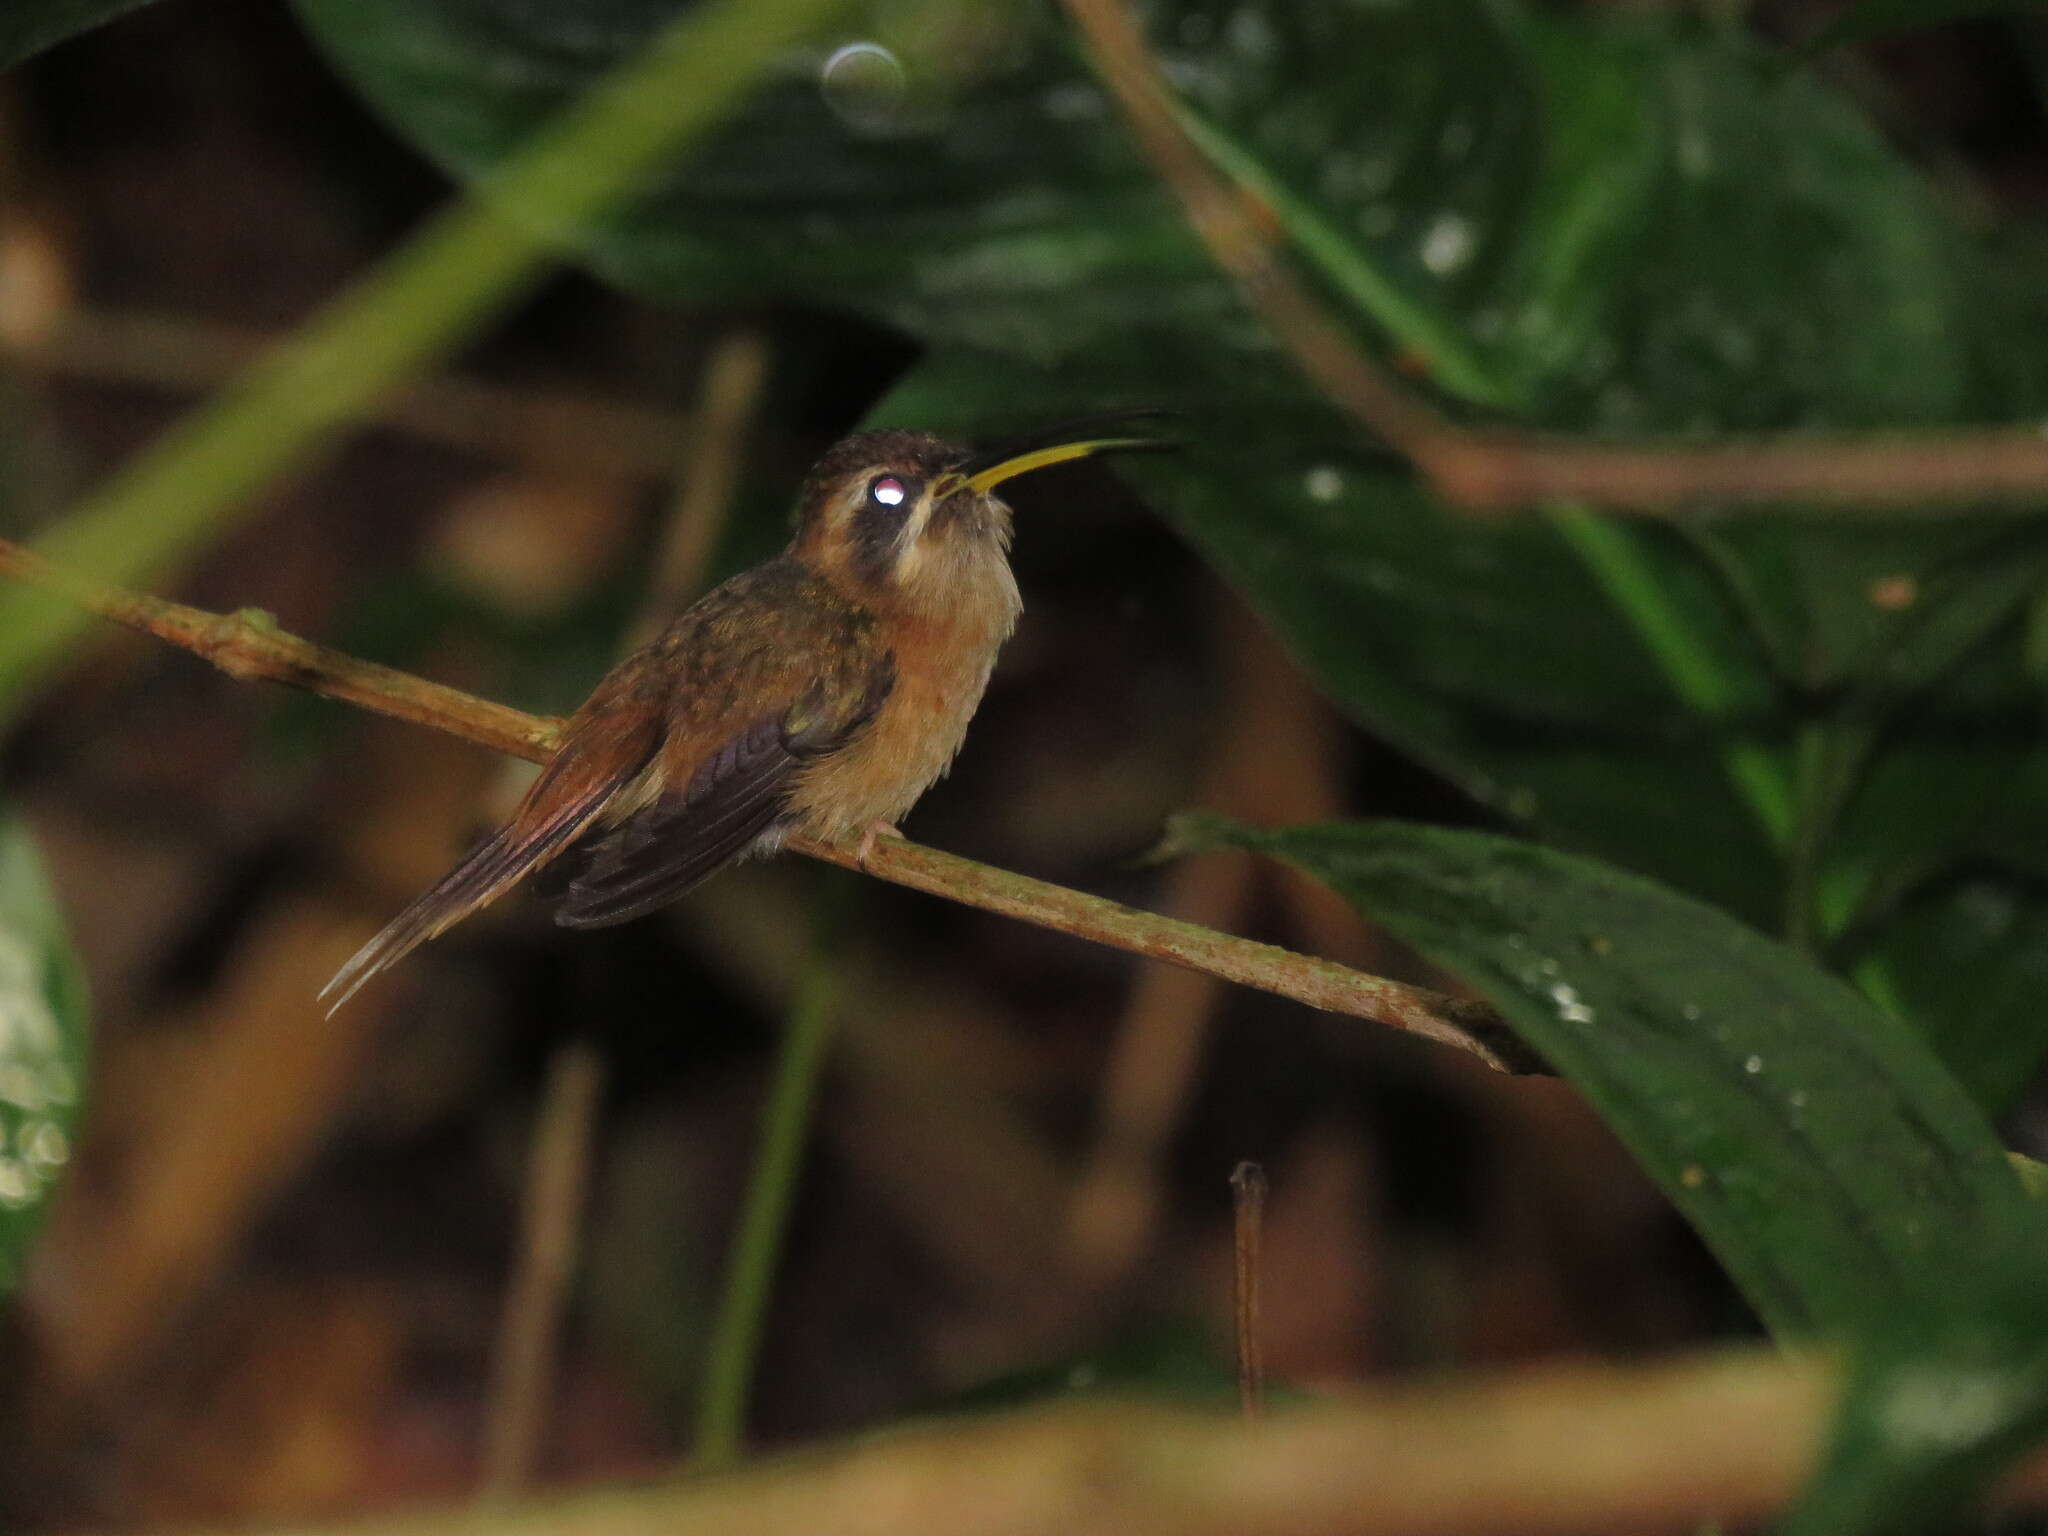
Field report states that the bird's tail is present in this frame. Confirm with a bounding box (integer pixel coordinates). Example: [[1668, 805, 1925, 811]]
[[319, 810, 591, 1016], [321, 730, 662, 1014]]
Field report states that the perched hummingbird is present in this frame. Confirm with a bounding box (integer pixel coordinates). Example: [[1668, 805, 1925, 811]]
[[321, 420, 1161, 1011]]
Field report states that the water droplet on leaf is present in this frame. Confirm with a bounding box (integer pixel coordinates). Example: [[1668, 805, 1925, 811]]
[[820, 42, 908, 134], [1419, 213, 1475, 276]]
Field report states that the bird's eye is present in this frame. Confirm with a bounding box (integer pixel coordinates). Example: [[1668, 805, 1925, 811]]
[[868, 474, 909, 509]]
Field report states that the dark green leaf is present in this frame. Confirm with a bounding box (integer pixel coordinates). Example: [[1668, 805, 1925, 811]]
[[1878, 879, 2048, 1116], [1186, 816, 2027, 1340], [1784, 1220, 2048, 1536], [290, 0, 1534, 405], [0, 0, 160, 71], [1512, 26, 1980, 435], [0, 812, 88, 1300]]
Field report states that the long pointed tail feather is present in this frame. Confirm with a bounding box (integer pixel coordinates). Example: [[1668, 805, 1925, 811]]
[[320, 650, 668, 1013], [319, 812, 593, 1015]]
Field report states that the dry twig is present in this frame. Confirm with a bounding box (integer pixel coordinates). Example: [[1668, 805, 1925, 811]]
[[1229, 1160, 1267, 1421], [0, 536, 1538, 1074], [1068, 591, 1360, 1280], [631, 331, 772, 644], [481, 1043, 606, 1496], [142, 1346, 2048, 1536], [15, 308, 691, 478]]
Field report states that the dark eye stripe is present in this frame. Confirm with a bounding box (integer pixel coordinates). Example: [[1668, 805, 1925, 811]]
[[851, 471, 920, 582]]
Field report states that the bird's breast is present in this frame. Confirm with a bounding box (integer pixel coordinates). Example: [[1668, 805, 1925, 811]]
[[784, 562, 1020, 841]]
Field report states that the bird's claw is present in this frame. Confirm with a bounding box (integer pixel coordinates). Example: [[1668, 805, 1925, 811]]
[[854, 819, 902, 870]]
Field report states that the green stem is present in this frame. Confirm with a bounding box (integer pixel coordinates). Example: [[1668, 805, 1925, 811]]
[[1174, 104, 1518, 412], [692, 947, 842, 1468], [1782, 723, 1831, 954], [0, 0, 854, 717], [1850, 953, 1905, 1020], [1545, 504, 1796, 850]]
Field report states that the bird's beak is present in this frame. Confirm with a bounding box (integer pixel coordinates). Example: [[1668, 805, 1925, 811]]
[[931, 412, 1174, 501]]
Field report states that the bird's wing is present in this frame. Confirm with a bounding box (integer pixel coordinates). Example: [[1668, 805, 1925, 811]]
[[321, 558, 891, 1007], [552, 662, 893, 929], [319, 676, 664, 1014]]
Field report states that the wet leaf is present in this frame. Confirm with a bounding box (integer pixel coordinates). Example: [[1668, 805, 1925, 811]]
[[289, 0, 1532, 402], [1878, 879, 2048, 1116], [0, 812, 88, 1300], [1784, 1219, 2048, 1536], [1185, 816, 2028, 1340]]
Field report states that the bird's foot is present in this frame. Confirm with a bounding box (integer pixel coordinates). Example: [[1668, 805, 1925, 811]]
[[854, 819, 903, 870]]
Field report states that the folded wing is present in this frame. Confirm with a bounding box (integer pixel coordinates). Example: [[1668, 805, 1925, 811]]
[[552, 667, 892, 928]]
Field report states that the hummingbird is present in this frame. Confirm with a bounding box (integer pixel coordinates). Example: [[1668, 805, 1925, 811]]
[[320, 418, 1163, 1011]]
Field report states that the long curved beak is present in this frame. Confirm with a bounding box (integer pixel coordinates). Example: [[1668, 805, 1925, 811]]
[[932, 411, 1175, 500]]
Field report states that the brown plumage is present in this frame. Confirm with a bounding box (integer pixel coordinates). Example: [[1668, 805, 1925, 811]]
[[321, 421, 1160, 1012]]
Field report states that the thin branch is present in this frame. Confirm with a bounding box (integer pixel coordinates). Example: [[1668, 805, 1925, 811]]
[[140, 1347, 2048, 1536], [1435, 430, 2048, 517], [16, 308, 692, 479], [1054, 0, 1460, 471], [1069, 590, 1344, 1283], [1229, 1160, 1266, 1421], [0, 538, 557, 760], [632, 330, 772, 644], [481, 1041, 606, 1497], [1058, 0, 2048, 517], [791, 831, 1534, 1072], [0, 535, 1538, 1075]]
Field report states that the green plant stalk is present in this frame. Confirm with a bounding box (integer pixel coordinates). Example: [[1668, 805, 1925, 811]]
[[1783, 722, 1832, 952], [1850, 953, 1906, 1019], [693, 955, 841, 1469], [1173, 104, 1520, 412], [0, 0, 855, 717], [1545, 504, 1796, 849]]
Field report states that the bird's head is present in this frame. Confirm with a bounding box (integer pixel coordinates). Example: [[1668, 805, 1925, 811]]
[[791, 420, 1165, 612]]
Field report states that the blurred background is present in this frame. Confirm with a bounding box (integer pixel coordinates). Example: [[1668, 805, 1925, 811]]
[[0, 0, 2041, 1525]]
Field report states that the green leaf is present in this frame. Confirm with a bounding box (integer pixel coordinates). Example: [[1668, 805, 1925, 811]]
[[0, 812, 88, 1301], [1783, 1221, 2048, 1536], [1877, 879, 2048, 1116], [0, 0, 160, 71], [1511, 24, 1980, 436], [291, 0, 1534, 402], [1185, 816, 2026, 1340]]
